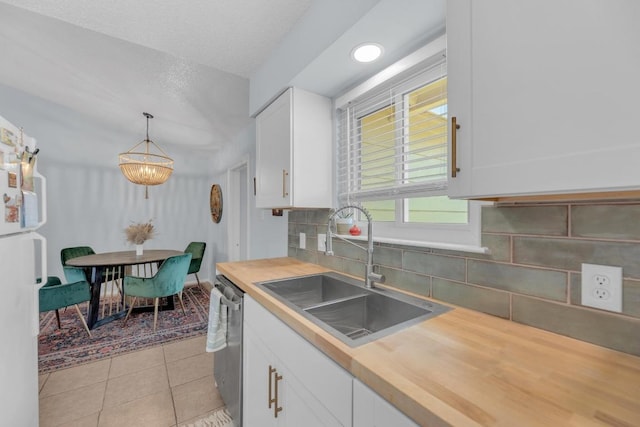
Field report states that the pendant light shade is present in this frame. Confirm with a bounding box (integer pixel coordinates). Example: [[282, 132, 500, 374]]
[[119, 112, 173, 198]]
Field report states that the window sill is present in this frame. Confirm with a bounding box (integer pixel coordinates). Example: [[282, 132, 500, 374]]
[[334, 233, 489, 254]]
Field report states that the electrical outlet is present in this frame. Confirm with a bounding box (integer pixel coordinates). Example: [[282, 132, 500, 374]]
[[317, 233, 326, 251], [581, 263, 622, 312], [299, 232, 306, 250]]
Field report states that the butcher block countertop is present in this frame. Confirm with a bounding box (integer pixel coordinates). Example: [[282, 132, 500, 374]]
[[217, 257, 640, 427]]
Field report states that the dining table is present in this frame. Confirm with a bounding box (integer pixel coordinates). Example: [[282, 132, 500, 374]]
[[66, 249, 184, 329]]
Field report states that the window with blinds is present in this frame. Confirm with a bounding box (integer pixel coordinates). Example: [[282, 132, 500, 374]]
[[336, 57, 468, 225]]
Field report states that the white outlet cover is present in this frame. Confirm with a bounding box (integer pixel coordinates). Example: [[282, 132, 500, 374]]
[[299, 232, 306, 250], [581, 263, 622, 312]]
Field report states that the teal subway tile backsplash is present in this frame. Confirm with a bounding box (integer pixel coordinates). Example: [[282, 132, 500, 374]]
[[296, 248, 319, 264], [432, 278, 510, 319], [288, 202, 640, 356], [512, 295, 640, 356], [317, 252, 345, 272], [514, 236, 640, 277], [331, 239, 367, 262], [467, 259, 567, 302], [307, 208, 332, 225], [372, 245, 403, 269], [478, 233, 511, 262], [572, 204, 640, 240], [482, 205, 568, 235], [288, 209, 308, 223], [403, 251, 466, 282], [378, 266, 430, 297]]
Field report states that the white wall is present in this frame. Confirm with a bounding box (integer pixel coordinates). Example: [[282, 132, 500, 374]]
[[249, 0, 380, 114], [0, 82, 289, 282], [39, 160, 212, 280], [0, 84, 217, 282], [209, 122, 289, 270]]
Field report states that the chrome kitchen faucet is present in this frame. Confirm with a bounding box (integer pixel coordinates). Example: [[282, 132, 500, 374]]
[[326, 205, 385, 289]]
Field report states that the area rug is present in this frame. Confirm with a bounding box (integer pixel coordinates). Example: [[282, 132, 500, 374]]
[[38, 284, 210, 374], [180, 408, 235, 427]]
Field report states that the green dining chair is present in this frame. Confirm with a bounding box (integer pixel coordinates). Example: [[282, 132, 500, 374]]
[[38, 270, 92, 337], [61, 245, 122, 279], [123, 253, 192, 331], [184, 242, 206, 287], [62, 245, 123, 296], [60, 246, 96, 266]]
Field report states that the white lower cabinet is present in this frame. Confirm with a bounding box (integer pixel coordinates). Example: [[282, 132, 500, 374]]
[[353, 379, 418, 427], [244, 325, 336, 426], [243, 295, 352, 426]]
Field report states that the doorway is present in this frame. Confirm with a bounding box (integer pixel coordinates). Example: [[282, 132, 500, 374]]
[[227, 159, 249, 261]]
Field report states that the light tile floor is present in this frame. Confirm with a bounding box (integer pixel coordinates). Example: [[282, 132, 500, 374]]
[[38, 334, 226, 427]]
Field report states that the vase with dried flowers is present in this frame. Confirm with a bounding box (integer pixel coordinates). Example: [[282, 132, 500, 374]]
[[125, 220, 155, 255], [334, 211, 353, 235]]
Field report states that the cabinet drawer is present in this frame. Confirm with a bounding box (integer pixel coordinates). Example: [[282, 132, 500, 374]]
[[245, 295, 352, 426]]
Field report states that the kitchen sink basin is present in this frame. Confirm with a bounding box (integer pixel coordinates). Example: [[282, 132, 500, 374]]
[[260, 273, 367, 309], [306, 293, 432, 340], [257, 272, 450, 346]]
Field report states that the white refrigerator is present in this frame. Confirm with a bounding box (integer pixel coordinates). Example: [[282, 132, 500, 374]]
[[0, 114, 47, 426]]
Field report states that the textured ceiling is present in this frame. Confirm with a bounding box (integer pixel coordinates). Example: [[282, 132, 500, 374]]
[[0, 0, 312, 78], [0, 0, 312, 151], [0, 0, 446, 153]]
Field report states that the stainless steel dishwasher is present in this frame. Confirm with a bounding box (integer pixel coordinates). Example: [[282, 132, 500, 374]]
[[213, 274, 244, 426]]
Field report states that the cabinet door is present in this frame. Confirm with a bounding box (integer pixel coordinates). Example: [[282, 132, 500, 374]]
[[353, 379, 418, 427], [243, 324, 277, 427], [448, 0, 640, 199], [244, 294, 353, 426], [277, 361, 344, 427], [244, 321, 346, 426], [244, 296, 352, 425], [256, 88, 293, 208]]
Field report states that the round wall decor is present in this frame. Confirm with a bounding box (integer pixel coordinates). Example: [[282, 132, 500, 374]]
[[210, 184, 223, 223]]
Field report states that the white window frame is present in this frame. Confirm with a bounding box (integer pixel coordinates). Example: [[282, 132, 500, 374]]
[[365, 201, 484, 252], [334, 35, 487, 253]]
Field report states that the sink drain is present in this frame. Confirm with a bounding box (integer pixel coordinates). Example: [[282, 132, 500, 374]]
[[345, 328, 373, 340]]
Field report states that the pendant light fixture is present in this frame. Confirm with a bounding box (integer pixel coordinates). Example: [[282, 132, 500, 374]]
[[119, 112, 173, 199]]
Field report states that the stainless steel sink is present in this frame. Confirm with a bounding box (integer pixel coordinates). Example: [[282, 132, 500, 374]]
[[260, 273, 367, 309], [257, 272, 450, 346], [306, 293, 432, 340]]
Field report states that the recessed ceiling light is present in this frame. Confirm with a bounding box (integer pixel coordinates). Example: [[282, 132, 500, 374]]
[[351, 43, 383, 63]]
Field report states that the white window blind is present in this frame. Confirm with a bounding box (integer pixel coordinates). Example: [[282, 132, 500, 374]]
[[337, 57, 448, 204]]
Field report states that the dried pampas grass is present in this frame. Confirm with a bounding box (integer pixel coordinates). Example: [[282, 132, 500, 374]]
[[125, 220, 155, 245]]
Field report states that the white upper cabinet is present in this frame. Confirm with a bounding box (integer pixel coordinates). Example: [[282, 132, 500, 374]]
[[255, 87, 332, 208], [447, 0, 640, 199]]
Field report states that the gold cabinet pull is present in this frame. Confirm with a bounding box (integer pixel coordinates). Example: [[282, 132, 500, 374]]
[[268, 365, 283, 418], [282, 169, 289, 198], [268, 365, 276, 408], [273, 370, 283, 418], [451, 116, 461, 178]]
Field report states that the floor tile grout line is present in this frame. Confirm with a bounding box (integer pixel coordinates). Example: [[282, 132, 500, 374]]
[[96, 358, 112, 426], [38, 359, 109, 400], [163, 340, 180, 426], [38, 372, 50, 394]]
